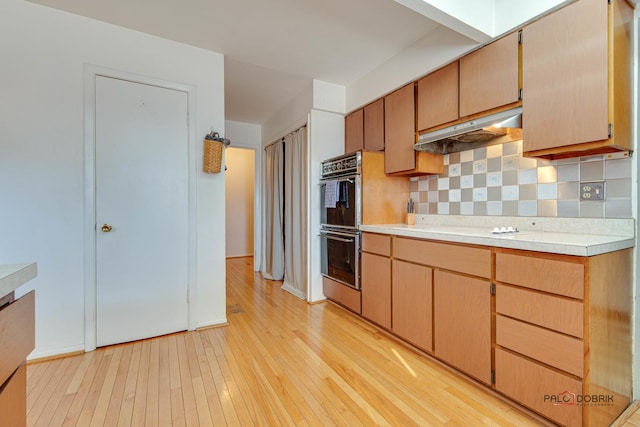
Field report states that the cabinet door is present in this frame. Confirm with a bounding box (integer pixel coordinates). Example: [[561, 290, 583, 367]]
[[522, 0, 608, 152], [0, 364, 27, 427], [384, 83, 416, 174], [364, 99, 384, 151], [392, 260, 432, 352], [361, 252, 391, 329], [434, 270, 491, 384], [417, 61, 459, 131], [345, 108, 364, 154], [459, 32, 520, 118]]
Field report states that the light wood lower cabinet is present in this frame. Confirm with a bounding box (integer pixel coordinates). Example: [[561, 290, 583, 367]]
[[0, 363, 27, 427], [434, 270, 491, 385], [494, 248, 633, 427], [0, 291, 35, 427], [353, 233, 632, 426], [392, 260, 432, 352], [361, 252, 391, 329]]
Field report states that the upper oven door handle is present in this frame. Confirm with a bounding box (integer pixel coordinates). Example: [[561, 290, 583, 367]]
[[320, 177, 356, 184], [318, 234, 355, 243]]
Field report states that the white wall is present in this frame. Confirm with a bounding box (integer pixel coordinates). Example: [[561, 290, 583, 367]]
[[225, 120, 262, 270], [346, 26, 477, 112], [494, 0, 568, 35], [225, 148, 255, 258], [261, 84, 313, 145], [0, 0, 226, 358], [307, 109, 345, 302], [313, 80, 346, 114]]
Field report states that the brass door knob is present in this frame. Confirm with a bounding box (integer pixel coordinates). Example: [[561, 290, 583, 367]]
[[101, 224, 113, 232]]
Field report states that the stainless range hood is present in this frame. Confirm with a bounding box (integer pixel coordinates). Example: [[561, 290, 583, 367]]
[[415, 106, 522, 154]]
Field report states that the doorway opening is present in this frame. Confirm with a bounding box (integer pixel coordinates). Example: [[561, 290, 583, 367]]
[[225, 147, 255, 260]]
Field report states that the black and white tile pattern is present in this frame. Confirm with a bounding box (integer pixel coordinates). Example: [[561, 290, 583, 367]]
[[409, 141, 632, 218]]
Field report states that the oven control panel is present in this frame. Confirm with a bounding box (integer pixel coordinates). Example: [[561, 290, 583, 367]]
[[321, 152, 361, 178]]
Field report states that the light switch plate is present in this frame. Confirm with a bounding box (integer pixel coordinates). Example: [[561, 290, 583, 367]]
[[580, 181, 605, 201]]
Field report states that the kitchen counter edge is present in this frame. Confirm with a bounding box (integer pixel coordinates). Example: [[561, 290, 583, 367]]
[[0, 263, 37, 299], [359, 224, 635, 257]]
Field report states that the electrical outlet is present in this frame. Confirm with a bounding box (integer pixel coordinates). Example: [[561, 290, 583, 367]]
[[580, 181, 605, 201]]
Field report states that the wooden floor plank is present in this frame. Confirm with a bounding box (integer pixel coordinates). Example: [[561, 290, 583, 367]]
[[27, 256, 545, 427], [29, 357, 76, 427], [60, 351, 105, 427], [89, 344, 124, 427], [157, 338, 173, 426], [103, 343, 134, 426], [117, 340, 142, 427], [144, 338, 160, 427], [176, 333, 200, 427], [131, 339, 151, 426]]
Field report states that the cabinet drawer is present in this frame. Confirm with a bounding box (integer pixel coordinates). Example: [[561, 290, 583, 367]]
[[496, 315, 583, 377], [0, 291, 35, 386], [496, 348, 582, 427], [394, 238, 491, 278], [0, 363, 27, 427], [361, 232, 391, 256], [495, 252, 584, 299], [496, 285, 583, 338], [322, 277, 361, 314]]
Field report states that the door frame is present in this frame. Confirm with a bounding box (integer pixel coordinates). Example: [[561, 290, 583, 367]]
[[83, 65, 197, 352]]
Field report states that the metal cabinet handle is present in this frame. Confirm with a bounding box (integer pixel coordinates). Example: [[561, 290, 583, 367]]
[[101, 224, 113, 232], [318, 234, 354, 243]]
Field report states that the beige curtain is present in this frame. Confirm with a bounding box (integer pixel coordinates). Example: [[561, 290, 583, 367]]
[[261, 141, 284, 280], [282, 127, 308, 299]]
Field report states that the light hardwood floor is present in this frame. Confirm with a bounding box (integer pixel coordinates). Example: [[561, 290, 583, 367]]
[[28, 257, 548, 426]]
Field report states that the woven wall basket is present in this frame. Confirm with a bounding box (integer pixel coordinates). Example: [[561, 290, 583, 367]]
[[203, 139, 223, 174]]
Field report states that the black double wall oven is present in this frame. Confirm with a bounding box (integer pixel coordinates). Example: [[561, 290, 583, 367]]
[[319, 152, 362, 290]]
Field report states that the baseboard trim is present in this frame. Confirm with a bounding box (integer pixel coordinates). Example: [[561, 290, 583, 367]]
[[195, 318, 228, 330], [196, 322, 229, 331], [28, 345, 86, 364], [281, 283, 306, 300]]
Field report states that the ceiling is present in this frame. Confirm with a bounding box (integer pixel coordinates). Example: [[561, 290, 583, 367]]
[[26, 0, 566, 125]]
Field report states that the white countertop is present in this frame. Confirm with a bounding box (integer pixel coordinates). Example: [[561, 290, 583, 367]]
[[0, 263, 37, 299], [360, 223, 635, 256]]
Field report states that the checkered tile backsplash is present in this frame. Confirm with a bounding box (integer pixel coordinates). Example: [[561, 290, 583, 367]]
[[409, 140, 632, 218]]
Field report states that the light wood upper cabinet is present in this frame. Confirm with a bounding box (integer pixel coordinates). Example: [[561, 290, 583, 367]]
[[522, 0, 633, 158], [385, 83, 443, 176], [434, 270, 491, 385], [417, 61, 459, 131], [364, 98, 384, 151], [416, 33, 520, 133], [344, 108, 364, 154], [459, 32, 520, 118], [384, 83, 416, 174]]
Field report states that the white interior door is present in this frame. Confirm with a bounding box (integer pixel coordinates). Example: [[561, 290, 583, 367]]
[[95, 76, 189, 347]]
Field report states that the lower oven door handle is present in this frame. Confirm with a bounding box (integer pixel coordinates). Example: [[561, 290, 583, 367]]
[[318, 234, 354, 243]]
